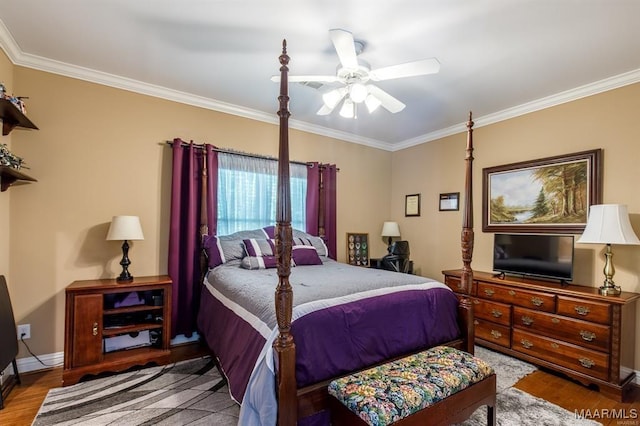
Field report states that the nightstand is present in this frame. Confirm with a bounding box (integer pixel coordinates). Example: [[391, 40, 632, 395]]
[[369, 258, 414, 274], [63, 275, 172, 386]]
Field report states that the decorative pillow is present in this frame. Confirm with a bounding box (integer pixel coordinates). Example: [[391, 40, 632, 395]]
[[291, 245, 323, 266], [292, 236, 329, 257], [243, 238, 276, 257], [241, 255, 277, 270], [218, 229, 270, 241], [262, 226, 275, 238], [202, 235, 225, 268]]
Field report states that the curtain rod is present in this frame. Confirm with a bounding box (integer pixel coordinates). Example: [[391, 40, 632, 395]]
[[164, 140, 338, 170]]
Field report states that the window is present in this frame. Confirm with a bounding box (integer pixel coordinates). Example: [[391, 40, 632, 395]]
[[216, 153, 307, 236]]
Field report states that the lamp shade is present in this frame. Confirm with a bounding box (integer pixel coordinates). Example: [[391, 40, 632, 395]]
[[381, 221, 401, 238], [106, 216, 144, 241], [577, 204, 640, 245]]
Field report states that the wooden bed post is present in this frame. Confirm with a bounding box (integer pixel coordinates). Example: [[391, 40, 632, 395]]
[[274, 40, 297, 426], [460, 112, 475, 354]]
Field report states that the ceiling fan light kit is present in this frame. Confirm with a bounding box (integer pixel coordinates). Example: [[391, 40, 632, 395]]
[[274, 29, 440, 119]]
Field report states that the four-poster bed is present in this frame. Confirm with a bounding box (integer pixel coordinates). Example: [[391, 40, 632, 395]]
[[196, 41, 476, 425]]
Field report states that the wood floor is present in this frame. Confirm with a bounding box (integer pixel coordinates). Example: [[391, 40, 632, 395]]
[[1, 343, 639, 426]]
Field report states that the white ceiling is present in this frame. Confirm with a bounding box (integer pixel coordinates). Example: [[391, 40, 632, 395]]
[[1, 0, 639, 151]]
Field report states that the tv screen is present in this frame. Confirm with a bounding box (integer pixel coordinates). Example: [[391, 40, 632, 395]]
[[493, 233, 574, 282]]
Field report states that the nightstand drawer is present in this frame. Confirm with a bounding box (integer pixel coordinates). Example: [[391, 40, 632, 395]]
[[513, 307, 610, 352], [474, 298, 511, 326], [475, 318, 511, 348], [513, 329, 609, 381], [557, 296, 611, 325], [477, 282, 555, 313]]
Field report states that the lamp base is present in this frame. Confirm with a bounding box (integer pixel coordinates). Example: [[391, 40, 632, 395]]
[[116, 274, 134, 283], [599, 285, 621, 296]]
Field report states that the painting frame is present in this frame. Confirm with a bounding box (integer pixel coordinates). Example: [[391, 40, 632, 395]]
[[482, 149, 602, 233], [405, 194, 421, 217], [346, 232, 369, 267]]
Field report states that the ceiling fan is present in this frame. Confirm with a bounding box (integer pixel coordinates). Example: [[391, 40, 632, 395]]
[[271, 29, 440, 118]]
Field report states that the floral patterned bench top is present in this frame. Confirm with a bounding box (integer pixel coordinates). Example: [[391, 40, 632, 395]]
[[328, 345, 495, 426]]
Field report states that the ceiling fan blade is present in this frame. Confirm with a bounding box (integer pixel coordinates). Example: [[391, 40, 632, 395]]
[[369, 58, 441, 81], [366, 85, 406, 113], [329, 29, 358, 70], [271, 75, 338, 83]]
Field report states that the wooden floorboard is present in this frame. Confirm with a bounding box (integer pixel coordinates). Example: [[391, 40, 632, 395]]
[[1, 343, 639, 425]]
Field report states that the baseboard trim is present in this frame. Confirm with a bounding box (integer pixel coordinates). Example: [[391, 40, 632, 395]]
[[12, 333, 202, 374]]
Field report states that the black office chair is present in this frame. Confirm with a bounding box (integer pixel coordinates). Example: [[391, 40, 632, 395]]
[[381, 241, 411, 273]]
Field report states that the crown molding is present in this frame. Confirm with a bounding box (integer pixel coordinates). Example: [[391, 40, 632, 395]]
[[1, 18, 638, 153], [392, 68, 640, 151]]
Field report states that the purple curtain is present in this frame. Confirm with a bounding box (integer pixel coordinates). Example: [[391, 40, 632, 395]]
[[168, 139, 218, 337], [305, 162, 321, 235], [306, 162, 337, 260], [322, 164, 338, 260]]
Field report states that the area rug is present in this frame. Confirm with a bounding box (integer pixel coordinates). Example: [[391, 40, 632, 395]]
[[461, 346, 601, 426], [33, 347, 601, 425], [33, 357, 238, 425]]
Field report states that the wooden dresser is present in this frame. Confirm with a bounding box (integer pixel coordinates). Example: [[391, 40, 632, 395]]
[[443, 269, 639, 401]]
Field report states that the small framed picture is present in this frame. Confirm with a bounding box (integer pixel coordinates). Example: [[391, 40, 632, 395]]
[[439, 192, 460, 211], [405, 194, 421, 217]]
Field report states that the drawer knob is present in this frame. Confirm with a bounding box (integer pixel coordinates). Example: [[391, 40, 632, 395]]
[[474, 320, 479, 325], [521, 316, 534, 326], [520, 339, 533, 349], [508, 290, 516, 296], [579, 357, 595, 368], [484, 288, 495, 297], [491, 309, 503, 318], [473, 299, 480, 305], [490, 330, 502, 339], [92, 322, 98, 336], [551, 317, 560, 324], [574, 306, 590, 316], [530, 297, 544, 307], [580, 330, 596, 342], [550, 342, 559, 349]]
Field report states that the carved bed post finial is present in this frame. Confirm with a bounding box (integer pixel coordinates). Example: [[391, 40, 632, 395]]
[[274, 38, 297, 426], [460, 111, 475, 353]]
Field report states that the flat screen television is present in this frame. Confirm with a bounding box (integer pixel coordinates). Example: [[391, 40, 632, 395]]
[[493, 233, 574, 282]]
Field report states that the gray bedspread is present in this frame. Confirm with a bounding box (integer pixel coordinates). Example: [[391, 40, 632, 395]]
[[205, 258, 432, 329]]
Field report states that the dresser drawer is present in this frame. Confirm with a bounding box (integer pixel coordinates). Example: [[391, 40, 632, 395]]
[[513, 307, 610, 352], [477, 282, 555, 313], [444, 275, 477, 295], [557, 296, 611, 325], [475, 318, 511, 348], [474, 298, 511, 326], [513, 329, 609, 381]]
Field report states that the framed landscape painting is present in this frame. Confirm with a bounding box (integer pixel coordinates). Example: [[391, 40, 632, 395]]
[[482, 149, 602, 233]]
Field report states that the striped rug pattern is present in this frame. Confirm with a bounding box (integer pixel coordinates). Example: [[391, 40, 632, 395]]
[[33, 357, 239, 425]]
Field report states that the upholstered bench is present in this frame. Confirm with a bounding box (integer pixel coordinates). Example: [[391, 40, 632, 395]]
[[328, 346, 496, 426]]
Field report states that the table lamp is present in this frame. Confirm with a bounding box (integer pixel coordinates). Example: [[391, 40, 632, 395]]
[[106, 215, 144, 282], [577, 204, 640, 295], [381, 221, 400, 252]]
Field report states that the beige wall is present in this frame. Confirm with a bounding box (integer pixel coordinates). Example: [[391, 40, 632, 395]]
[[8, 66, 393, 359], [391, 82, 640, 368], [0, 50, 13, 280]]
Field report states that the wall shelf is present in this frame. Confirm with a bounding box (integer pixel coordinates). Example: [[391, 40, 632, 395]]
[[0, 98, 38, 136], [0, 166, 37, 191]]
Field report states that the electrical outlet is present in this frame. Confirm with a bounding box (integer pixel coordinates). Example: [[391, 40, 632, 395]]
[[17, 323, 30, 340]]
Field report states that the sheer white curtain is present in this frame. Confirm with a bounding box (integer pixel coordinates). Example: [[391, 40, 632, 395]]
[[216, 153, 307, 236]]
